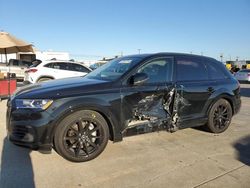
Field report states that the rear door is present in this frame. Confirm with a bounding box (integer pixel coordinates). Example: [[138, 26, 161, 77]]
[[120, 56, 174, 132], [175, 56, 213, 128]]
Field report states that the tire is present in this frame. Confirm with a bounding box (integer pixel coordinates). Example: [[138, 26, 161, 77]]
[[54, 110, 109, 162], [37, 77, 53, 83], [206, 99, 232, 133]]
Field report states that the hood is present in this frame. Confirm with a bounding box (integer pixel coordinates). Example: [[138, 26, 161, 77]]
[[14, 77, 111, 99]]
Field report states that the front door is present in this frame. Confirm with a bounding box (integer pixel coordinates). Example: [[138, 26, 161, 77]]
[[120, 57, 174, 135]]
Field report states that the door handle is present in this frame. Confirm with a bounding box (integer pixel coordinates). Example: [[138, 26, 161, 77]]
[[207, 87, 214, 93]]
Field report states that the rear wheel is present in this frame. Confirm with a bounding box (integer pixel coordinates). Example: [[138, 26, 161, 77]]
[[37, 77, 53, 83], [54, 110, 109, 162], [207, 99, 232, 133]]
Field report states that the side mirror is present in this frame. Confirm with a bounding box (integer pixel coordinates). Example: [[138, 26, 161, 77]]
[[130, 73, 148, 86]]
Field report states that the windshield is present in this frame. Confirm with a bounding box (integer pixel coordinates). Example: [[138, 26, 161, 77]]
[[85, 56, 143, 81]]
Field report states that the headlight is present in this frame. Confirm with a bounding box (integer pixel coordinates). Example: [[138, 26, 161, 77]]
[[15, 99, 53, 110]]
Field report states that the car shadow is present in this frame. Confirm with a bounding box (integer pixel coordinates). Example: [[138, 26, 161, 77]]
[[233, 135, 250, 166], [0, 138, 35, 188]]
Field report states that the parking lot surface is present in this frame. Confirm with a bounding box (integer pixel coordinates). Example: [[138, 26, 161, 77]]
[[0, 84, 250, 188]]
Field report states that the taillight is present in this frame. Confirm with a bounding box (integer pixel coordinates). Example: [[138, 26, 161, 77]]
[[25, 69, 37, 73]]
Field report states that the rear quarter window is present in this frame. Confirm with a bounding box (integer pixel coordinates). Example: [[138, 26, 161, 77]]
[[206, 60, 230, 80]]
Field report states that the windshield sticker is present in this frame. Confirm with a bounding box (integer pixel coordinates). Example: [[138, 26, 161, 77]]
[[118, 60, 132, 64]]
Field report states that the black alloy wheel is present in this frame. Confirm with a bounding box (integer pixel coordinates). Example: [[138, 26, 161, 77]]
[[54, 110, 109, 162], [207, 99, 232, 133]]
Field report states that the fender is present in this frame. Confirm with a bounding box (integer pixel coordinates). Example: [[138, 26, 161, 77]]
[[36, 75, 55, 82], [47, 96, 122, 144], [205, 87, 235, 116]]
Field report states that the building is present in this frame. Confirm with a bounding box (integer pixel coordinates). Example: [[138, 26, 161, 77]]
[[0, 50, 69, 63]]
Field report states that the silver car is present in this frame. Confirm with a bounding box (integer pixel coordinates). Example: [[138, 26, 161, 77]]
[[235, 69, 250, 82]]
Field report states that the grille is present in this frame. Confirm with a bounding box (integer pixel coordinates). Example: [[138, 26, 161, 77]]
[[12, 126, 29, 140]]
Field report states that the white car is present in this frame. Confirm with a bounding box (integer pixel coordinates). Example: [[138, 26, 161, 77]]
[[234, 69, 250, 83], [24, 60, 91, 84]]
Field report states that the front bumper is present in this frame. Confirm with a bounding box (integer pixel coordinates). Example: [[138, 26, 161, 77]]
[[6, 102, 54, 152]]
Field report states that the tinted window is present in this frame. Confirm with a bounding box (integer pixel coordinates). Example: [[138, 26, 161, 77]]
[[69, 63, 90, 73], [206, 61, 227, 80], [44, 62, 69, 70], [44, 63, 55, 68], [137, 58, 173, 84], [30, 60, 42, 68], [12, 60, 19, 66], [176, 57, 208, 81], [54, 63, 69, 70]]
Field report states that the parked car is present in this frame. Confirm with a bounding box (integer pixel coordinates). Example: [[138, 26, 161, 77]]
[[7, 53, 241, 162], [0, 59, 32, 80], [234, 69, 250, 83], [24, 60, 92, 84]]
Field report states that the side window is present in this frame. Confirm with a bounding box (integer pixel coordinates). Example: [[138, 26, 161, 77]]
[[69, 64, 90, 73], [44, 63, 55, 68], [12, 60, 19, 66], [137, 58, 173, 84], [176, 57, 208, 81], [206, 61, 228, 80], [53, 63, 69, 70]]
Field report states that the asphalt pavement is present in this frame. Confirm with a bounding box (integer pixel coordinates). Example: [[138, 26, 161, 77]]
[[0, 84, 250, 188]]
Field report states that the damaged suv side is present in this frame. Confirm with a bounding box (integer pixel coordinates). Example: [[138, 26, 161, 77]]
[[7, 53, 241, 162]]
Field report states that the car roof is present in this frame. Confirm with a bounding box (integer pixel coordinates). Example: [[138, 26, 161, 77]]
[[36, 60, 90, 69], [40, 60, 85, 65], [124, 52, 217, 61]]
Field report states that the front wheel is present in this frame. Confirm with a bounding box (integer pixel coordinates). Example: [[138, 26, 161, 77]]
[[54, 110, 109, 162], [206, 99, 232, 133]]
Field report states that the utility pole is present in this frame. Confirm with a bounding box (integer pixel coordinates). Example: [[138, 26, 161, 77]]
[[220, 53, 223, 62]]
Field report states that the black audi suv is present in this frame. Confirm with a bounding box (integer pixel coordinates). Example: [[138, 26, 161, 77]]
[[6, 53, 241, 162]]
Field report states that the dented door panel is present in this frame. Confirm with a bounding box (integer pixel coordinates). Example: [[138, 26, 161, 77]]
[[175, 81, 214, 127], [121, 83, 175, 135], [120, 56, 175, 135]]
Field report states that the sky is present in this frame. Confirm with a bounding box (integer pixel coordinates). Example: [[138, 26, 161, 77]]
[[0, 0, 250, 61]]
